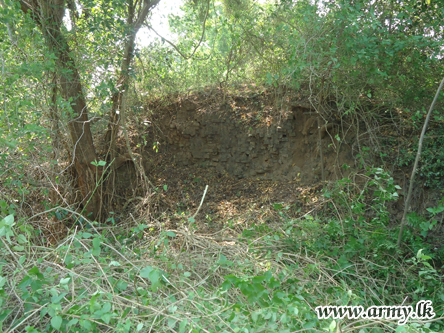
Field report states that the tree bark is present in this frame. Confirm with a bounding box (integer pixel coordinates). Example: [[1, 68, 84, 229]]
[[20, 0, 102, 220]]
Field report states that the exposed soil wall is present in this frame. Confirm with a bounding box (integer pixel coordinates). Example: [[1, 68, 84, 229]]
[[141, 91, 355, 184]]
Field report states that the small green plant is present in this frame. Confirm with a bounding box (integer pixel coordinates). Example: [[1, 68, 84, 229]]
[[405, 249, 444, 303], [153, 141, 160, 153], [221, 270, 321, 331]]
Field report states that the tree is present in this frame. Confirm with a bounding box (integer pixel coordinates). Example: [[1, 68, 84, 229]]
[[104, 0, 160, 149], [14, 0, 159, 220]]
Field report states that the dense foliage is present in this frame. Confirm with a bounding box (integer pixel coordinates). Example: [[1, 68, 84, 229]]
[[140, 0, 443, 103], [0, 0, 443, 332]]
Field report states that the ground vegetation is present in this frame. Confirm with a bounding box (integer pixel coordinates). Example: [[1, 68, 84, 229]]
[[0, 0, 443, 332]]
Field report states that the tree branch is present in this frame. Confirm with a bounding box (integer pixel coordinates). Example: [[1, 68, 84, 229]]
[[146, 0, 210, 60], [397, 77, 444, 248]]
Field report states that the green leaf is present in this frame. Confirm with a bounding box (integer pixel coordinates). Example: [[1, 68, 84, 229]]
[[179, 320, 188, 333], [67, 318, 78, 327], [0, 139, 17, 149], [0, 214, 14, 227], [102, 313, 113, 324], [82, 319, 92, 329], [252, 276, 265, 284], [140, 266, 154, 278], [51, 292, 67, 304], [168, 318, 177, 328], [102, 302, 112, 313], [17, 234, 27, 244], [303, 320, 316, 329], [149, 269, 162, 292], [0, 276, 7, 288], [273, 203, 283, 210], [31, 279, 42, 291], [116, 280, 128, 291], [64, 254, 72, 266], [426, 205, 444, 215], [395, 325, 407, 332], [60, 278, 71, 284], [51, 316, 63, 330], [218, 254, 228, 264], [92, 237, 101, 256], [28, 266, 42, 277]]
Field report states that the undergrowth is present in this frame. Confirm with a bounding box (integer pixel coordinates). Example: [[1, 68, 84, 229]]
[[395, 109, 444, 189], [0, 168, 443, 332]]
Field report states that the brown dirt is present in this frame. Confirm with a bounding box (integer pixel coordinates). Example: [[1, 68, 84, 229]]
[[106, 85, 358, 232]]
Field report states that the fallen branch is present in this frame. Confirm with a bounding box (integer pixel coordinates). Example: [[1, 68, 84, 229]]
[[193, 185, 209, 219]]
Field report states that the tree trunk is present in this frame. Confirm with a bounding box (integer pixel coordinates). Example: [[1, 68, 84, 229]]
[[104, 33, 137, 148], [20, 0, 102, 220], [104, 0, 160, 148]]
